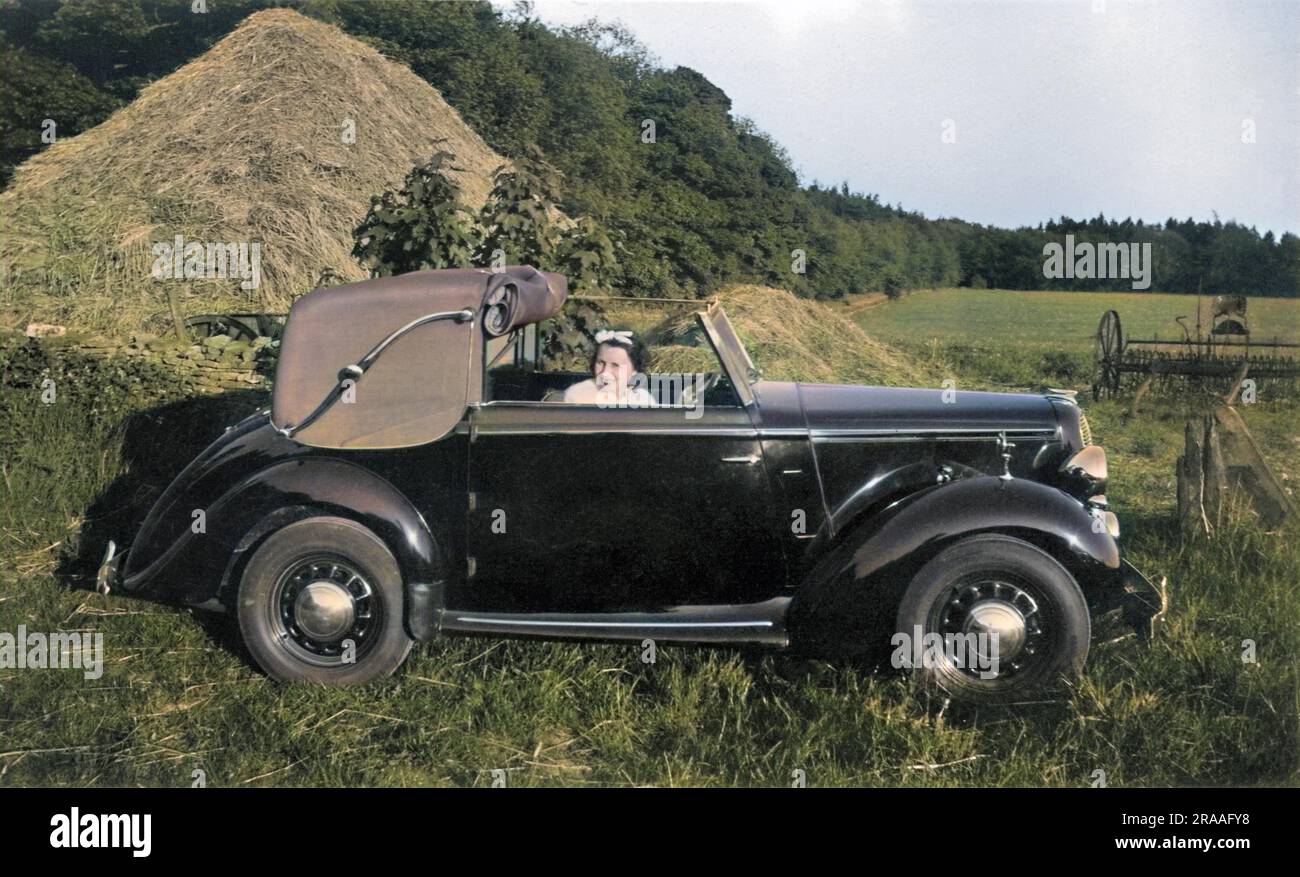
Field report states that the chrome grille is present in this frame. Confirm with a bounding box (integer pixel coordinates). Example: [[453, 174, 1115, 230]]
[[1079, 411, 1093, 446]]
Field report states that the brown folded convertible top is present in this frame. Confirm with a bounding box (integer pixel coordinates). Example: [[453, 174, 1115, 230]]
[[271, 266, 567, 449]]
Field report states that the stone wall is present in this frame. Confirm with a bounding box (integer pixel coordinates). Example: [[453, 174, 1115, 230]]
[[5, 329, 277, 397]]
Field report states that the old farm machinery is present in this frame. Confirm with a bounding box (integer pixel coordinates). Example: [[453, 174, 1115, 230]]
[[1093, 295, 1300, 398]]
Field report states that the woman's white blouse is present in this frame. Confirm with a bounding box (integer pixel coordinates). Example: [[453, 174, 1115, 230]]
[[562, 378, 657, 407]]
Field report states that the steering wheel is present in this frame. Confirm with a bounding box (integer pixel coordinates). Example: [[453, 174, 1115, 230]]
[[680, 371, 721, 407]]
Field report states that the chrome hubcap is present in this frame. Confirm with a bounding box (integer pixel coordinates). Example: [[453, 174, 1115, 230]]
[[294, 581, 356, 642], [963, 599, 1027, 661], [937, 579, 1044, 679], [274, 558, 377, 662]]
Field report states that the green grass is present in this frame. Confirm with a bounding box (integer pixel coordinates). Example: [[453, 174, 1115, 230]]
[[854, 288, 1300, 395], [857, 287, 1300, 353], [2, 297, 1299, 787]]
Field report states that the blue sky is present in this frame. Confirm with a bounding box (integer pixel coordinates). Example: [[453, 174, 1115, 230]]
[[521, 0, 1299, 236]]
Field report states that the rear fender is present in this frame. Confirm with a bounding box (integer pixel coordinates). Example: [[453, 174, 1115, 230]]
[[123, 459, 445, 631]]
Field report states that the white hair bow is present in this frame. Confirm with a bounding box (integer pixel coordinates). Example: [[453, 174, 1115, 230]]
[[594, 329, 634, 346]]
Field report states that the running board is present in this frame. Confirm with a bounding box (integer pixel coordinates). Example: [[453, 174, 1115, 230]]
[[438, 596, 791, 648]]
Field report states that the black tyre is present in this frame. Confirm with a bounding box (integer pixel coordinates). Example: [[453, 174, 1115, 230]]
[[895, 534, 1090, 705], [237, 517, 413, 684]]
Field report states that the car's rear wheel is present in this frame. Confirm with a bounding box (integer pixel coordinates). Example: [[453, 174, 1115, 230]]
[[895, 534, 1090, 705], [237, 517, 413, 684]]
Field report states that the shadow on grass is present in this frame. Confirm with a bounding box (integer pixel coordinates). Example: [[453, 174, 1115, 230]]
[[57, 389, 268, 590]]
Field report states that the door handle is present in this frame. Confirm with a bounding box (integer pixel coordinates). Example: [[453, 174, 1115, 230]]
[[721, 454, 760, 464]]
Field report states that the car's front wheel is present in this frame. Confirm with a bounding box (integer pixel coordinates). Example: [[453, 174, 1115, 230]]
[[237, 517, 413, 684], [895, 534, 1090, 705]]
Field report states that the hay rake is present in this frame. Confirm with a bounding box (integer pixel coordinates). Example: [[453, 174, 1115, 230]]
[[1093, 296, 1300, 398]]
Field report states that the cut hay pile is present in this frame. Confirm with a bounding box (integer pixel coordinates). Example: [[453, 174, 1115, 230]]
[[650, 285, 935, 387], [0, 8, 504, 336]]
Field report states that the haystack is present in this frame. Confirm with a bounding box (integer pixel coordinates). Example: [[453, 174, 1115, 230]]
[[0, 8, 504, 336], [650, 284, 935, 387]]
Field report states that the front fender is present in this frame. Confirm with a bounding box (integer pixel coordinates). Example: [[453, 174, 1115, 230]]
[[122, 457, 444, 619], [788, 476, 1120, 652]]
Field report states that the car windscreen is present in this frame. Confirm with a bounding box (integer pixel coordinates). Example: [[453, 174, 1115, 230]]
[[704, 305, 760, 384]]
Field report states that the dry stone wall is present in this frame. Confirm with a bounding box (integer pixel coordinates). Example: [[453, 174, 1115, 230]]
[[4, 329, 277, 398]]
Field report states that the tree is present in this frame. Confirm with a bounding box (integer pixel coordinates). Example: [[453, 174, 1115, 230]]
[[0, 39, 120, 185]]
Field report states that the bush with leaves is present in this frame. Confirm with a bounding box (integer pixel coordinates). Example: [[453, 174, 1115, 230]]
[[476, 147, 567, 268], [554, 216, 621, 295], [537, 299, 609, 372], [352, 150, 483, 276], [473, 152, 622, 366], [476, 151, 623, 294]]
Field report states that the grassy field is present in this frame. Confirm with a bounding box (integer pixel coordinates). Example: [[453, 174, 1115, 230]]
[[2, 290, 1298, 787], [852, 288, 1300, 395], [853, 288, 1300, 352]]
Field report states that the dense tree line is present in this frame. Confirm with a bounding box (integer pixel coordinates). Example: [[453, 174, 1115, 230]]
[[2, 0, 1295, 297], [958, 215, 1299, 297]]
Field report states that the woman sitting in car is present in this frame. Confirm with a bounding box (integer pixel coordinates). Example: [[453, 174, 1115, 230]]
[[563, 329, 656, 407]]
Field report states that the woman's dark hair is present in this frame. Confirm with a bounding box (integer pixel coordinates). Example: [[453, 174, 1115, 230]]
[[589, 331, 647, 375]]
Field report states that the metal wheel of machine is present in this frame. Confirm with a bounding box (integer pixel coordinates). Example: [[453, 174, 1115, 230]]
[[185, 314, 262, 343], [1094, 309, 1123, 398]]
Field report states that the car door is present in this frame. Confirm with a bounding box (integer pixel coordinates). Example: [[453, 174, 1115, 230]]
[[461, 383, 788, 615]]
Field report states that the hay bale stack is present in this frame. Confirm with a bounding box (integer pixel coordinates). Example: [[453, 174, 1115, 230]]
[[1, 8, 504, 337], [653, 285, 935, 387]]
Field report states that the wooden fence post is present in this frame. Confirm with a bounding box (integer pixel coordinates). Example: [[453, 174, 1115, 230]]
[[1202, 416, 1228, 528], [166, 286, 187, 342], [1177, 417, 1207, 537]]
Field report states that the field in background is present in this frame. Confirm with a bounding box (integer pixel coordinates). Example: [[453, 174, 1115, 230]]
[[854, 289, 1300, 354], [850, 289, 1300, 395], [2, 287, 1297, 787]]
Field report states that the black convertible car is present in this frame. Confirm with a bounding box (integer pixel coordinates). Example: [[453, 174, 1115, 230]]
[[98, 266, 1165, 704]]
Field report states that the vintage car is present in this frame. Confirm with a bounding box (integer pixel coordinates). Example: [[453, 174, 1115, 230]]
[[97, 266, 1166, 704]]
